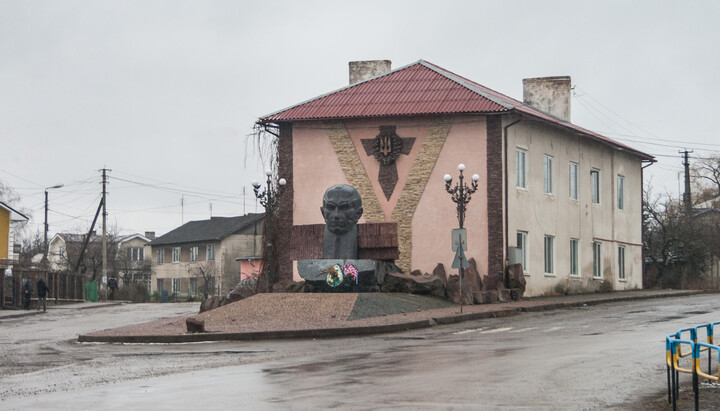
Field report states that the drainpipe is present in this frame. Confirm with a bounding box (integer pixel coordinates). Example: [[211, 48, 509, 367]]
[[503, 117, 522, 286], [641, 159, 655, 288]]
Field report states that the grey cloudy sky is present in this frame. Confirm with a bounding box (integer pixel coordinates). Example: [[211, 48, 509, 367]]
[[2, 0, 719, 238]]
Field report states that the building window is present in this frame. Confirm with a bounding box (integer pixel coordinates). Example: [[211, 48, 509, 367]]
[[516, 231, 528, 272], [618, 245, 626, 280], [544, 235, 554, 274], [172, 247, 180, 263], [570, 238, 579, 276], [543, 155, 553, 194], [593, 241, 602, 278], [128, 247, 144, 262], [190, 278, 197, 296], [156, 249, 164, 264], [617, 175, 625, 210], [172, 278, 180, 294], [157, 278, 164, 292], [516, 148, 527, 189], [591, 169, 600, 204], [206, 244, 215, 261], [190, 246, 198, 262], [569, 162, 579, 200]]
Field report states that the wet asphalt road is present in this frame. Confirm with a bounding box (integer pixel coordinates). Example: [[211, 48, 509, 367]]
[[1, 295, 719, 410]]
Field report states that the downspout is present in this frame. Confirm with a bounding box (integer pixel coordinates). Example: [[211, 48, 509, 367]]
[[503, 117, 522, 286], [641, 159, 655, 288]]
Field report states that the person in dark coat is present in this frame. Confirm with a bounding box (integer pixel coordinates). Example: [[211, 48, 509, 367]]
[[23, 279, 33, 310], [36, 277, 50, 311]]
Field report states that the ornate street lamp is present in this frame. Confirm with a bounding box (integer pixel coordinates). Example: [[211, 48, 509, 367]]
[[444, 164, 479, 312], [444, 164, 479, 229], [252, 169, 286, 292]]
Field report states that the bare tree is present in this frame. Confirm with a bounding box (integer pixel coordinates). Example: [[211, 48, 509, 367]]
[[190, 261, 217, 300], [644, 187, 712, 287], [692, 153, 720, 199]]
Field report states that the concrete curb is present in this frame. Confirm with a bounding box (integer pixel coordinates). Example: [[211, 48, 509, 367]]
[[1, 301, 126, 320], [0, 310, 46, 320], [78, 319, 433, 343], [77, 290, 708, 344]]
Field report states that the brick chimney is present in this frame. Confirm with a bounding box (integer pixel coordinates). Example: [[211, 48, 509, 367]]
[[522, 76, 572, 121], [349, 60, 392, 85], [144, 231, 156, 240]]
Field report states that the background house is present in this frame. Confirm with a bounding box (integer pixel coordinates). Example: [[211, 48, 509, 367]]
[[0, 201, 28, 277], [115, 232, 153, 289], [258, 59, 653, 297], [149, 214, 263, 299], [47, 232, 110, 279]]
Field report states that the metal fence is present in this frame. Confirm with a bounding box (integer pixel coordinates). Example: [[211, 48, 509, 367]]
[[666, 321, 720, 410], [2, 269, 84, 309]]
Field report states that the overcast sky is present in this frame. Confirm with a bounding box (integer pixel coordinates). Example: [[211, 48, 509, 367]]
[[2, 0, 719, 239]]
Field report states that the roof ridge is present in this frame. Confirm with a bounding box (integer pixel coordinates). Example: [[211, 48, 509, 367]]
[[417, 61, 514, 110], [259, 60, 428, 122]]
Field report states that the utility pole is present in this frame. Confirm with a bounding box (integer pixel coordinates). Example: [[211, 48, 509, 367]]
[[181, 195, 184, 224], [680, 150, 693, 211], [101, 168, 110, 293]]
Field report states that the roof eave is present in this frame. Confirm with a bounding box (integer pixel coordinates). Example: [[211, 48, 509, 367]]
[[514, 110, 655, 162]]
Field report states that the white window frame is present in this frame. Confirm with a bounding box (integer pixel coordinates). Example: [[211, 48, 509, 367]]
[[569, 162, 579, 200], [593, 241, 602, 278], [570, 238, 580, 277], [172, 247, 180, 263], [544, 235, 555, 274], [517, 231, 528, 273], [618, 245, 626, 280], [206, 244, 215, 261], [617, 175, 625, 210], [516, 148, 527, 189], [172, 278, 180, 294], [591, 169, 601, 204], [156, 249, 164, 264], [190, 246, 198, 262], [543, 155, 554, 195]]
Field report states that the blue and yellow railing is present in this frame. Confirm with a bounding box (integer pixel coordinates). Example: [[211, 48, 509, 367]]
[[666, 322, 720, 410]]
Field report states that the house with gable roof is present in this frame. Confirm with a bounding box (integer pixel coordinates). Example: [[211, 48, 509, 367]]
[[0, 200, 28, 275], [257, 59, 654, 298], [148, 214, 263, 298]]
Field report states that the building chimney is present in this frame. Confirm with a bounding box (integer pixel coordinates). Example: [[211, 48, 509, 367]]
[[145, 231, 156, 240], [522, 76, 572, 121], [349, 60, 392, 85]]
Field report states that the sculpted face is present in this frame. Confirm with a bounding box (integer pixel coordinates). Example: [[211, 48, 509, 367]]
[[321, 185, 363, 235]]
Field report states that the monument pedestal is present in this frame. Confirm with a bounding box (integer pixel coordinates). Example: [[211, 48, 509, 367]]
[[298, 259, 381, 292]]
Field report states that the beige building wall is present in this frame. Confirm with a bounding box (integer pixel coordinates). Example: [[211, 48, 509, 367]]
[[506, 119, 643, 296]]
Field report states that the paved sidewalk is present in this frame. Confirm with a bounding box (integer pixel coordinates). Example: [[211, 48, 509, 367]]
[[78, 289, 707, 343]]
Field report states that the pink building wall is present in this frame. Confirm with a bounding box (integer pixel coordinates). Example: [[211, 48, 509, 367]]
[[290, 115, 490, 280]]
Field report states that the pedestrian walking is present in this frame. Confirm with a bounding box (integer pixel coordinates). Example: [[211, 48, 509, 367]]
[[22, 278, 33, 310], [36, 277, 51, 311]]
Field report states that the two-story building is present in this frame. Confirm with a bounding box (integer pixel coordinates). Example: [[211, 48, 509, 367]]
[[257, 60, 654, 297], [149, 214, 263, 298]]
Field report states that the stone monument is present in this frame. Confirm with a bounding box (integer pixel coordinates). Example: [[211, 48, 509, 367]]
[[321, 184, 363, 259]]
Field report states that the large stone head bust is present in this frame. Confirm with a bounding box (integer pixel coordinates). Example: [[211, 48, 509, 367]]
[[321, 184, 363, 259], [321, 184, 363, 235]]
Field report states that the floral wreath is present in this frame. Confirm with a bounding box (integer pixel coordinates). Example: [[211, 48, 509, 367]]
[[322, 263, 360, 287]]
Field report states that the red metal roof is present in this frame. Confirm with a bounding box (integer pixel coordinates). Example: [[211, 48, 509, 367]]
[[260, 60, 654, 161]]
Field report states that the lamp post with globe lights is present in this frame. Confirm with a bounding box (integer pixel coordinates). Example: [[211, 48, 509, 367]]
[[444, 164, 479, 312], [252, 170, 286, 292]]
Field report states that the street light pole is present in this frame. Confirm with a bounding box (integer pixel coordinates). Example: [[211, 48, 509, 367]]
[[44, 184, 64, 260], [444, 164, 479, 313], [252, 170, 286, 293]]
